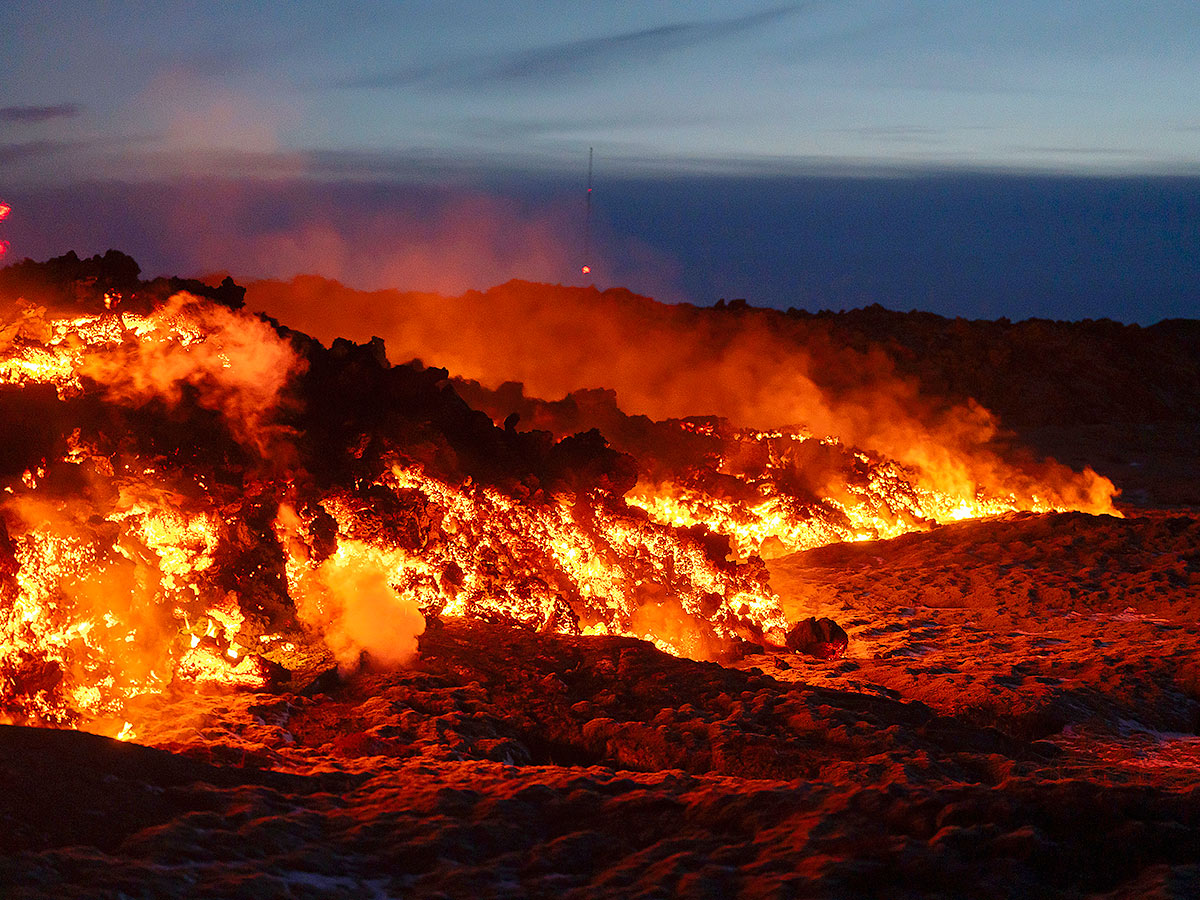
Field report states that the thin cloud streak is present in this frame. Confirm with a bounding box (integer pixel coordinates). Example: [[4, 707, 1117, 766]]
[[335, 5, 800, 91], [0, 103, 83, 123], [0, 140, 79, 165]]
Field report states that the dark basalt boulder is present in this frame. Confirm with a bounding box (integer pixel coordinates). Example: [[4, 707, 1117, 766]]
[[785, 616, 849, 659]]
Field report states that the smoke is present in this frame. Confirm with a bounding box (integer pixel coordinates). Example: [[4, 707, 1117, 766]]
[[276, 506, 425, 674], [295, 545, 426, 674], [77, 292, 305, 458], [246, 277, 1116, 513], [238, 192, 584, 298], [5, 177, 693, 313]]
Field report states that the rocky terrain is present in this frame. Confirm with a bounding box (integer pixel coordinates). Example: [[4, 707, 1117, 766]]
[[1, 258, 1198, 898], [3, 548, 1200, 899]]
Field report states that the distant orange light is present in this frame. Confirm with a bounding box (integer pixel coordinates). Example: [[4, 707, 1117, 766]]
[[581, 265, 591, 275], [0, 202, 10, 221]]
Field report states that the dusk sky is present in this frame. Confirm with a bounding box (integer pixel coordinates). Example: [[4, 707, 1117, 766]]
[[3, 1, 1199, 321]]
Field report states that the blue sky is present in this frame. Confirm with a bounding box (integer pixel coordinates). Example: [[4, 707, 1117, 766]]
[[4, 0, 1200, 178], [2, 1, 1199, 320]]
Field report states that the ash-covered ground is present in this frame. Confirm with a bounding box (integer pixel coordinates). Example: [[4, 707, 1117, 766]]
[[1, 259, 1199, 899]]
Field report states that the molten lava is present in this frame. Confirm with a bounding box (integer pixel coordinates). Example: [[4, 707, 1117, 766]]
[[455, 385, 1117, 560], [0, 263, 1117, 738], [624, 426, 1079, 558], [0, 282, 783, 733]]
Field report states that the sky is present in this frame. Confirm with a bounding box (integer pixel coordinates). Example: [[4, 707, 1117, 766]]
[[2, 1, 1199, 321]]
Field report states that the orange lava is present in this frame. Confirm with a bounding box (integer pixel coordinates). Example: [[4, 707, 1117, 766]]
[[0, 276, 1120, 736]]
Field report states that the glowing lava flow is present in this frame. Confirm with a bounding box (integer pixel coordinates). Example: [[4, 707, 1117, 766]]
[[624, 425, 1068, 559], [609, 415, 1113, 556], [281, 462, 782, 662], [0, 291, 785, 732], [0, 273, 1116, 736], [0, 294, 294, 732], [1, 489, 249, 734]]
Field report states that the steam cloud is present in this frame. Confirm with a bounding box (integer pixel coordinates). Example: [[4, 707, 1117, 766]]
[[246, 278, 1116, 513], [277, 507, 425, 673], [295, 547, 426, 674], [78, 293, 305, 458]]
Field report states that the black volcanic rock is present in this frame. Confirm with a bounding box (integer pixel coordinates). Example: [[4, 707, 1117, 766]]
[[784, 302, 1200, 428], [281, 326, 640, 500], [785, 615, 850, 659], [0, 250, 141, 312], [2, 620, 1200, 899]]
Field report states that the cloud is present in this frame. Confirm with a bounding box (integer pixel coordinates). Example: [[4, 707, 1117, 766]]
[[0, 134, 164, 182], [443, 107, 745, 146], [336, 5, 799, 90], [0, 139, 84, 165], [0, 103, 82, 124], [836, 125, 952, 146], [1010, 145, 1144, 156], [132, 69, 297, 155]]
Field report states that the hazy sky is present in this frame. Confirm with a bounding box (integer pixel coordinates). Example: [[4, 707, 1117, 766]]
[[4, 0, 1200, 178], [2, 2, 1199, 320]]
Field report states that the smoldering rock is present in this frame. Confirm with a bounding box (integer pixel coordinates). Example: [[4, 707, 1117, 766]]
[[786, 616, 850, 659]]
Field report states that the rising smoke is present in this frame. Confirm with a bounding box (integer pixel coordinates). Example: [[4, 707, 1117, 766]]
[[246, 277, 1116, 513]]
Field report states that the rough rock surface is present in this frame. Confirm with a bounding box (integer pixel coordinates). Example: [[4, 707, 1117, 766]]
[[2, 262, 1198, 897], [3, 538, 1200, 900], [785, 616, 850, 659]]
